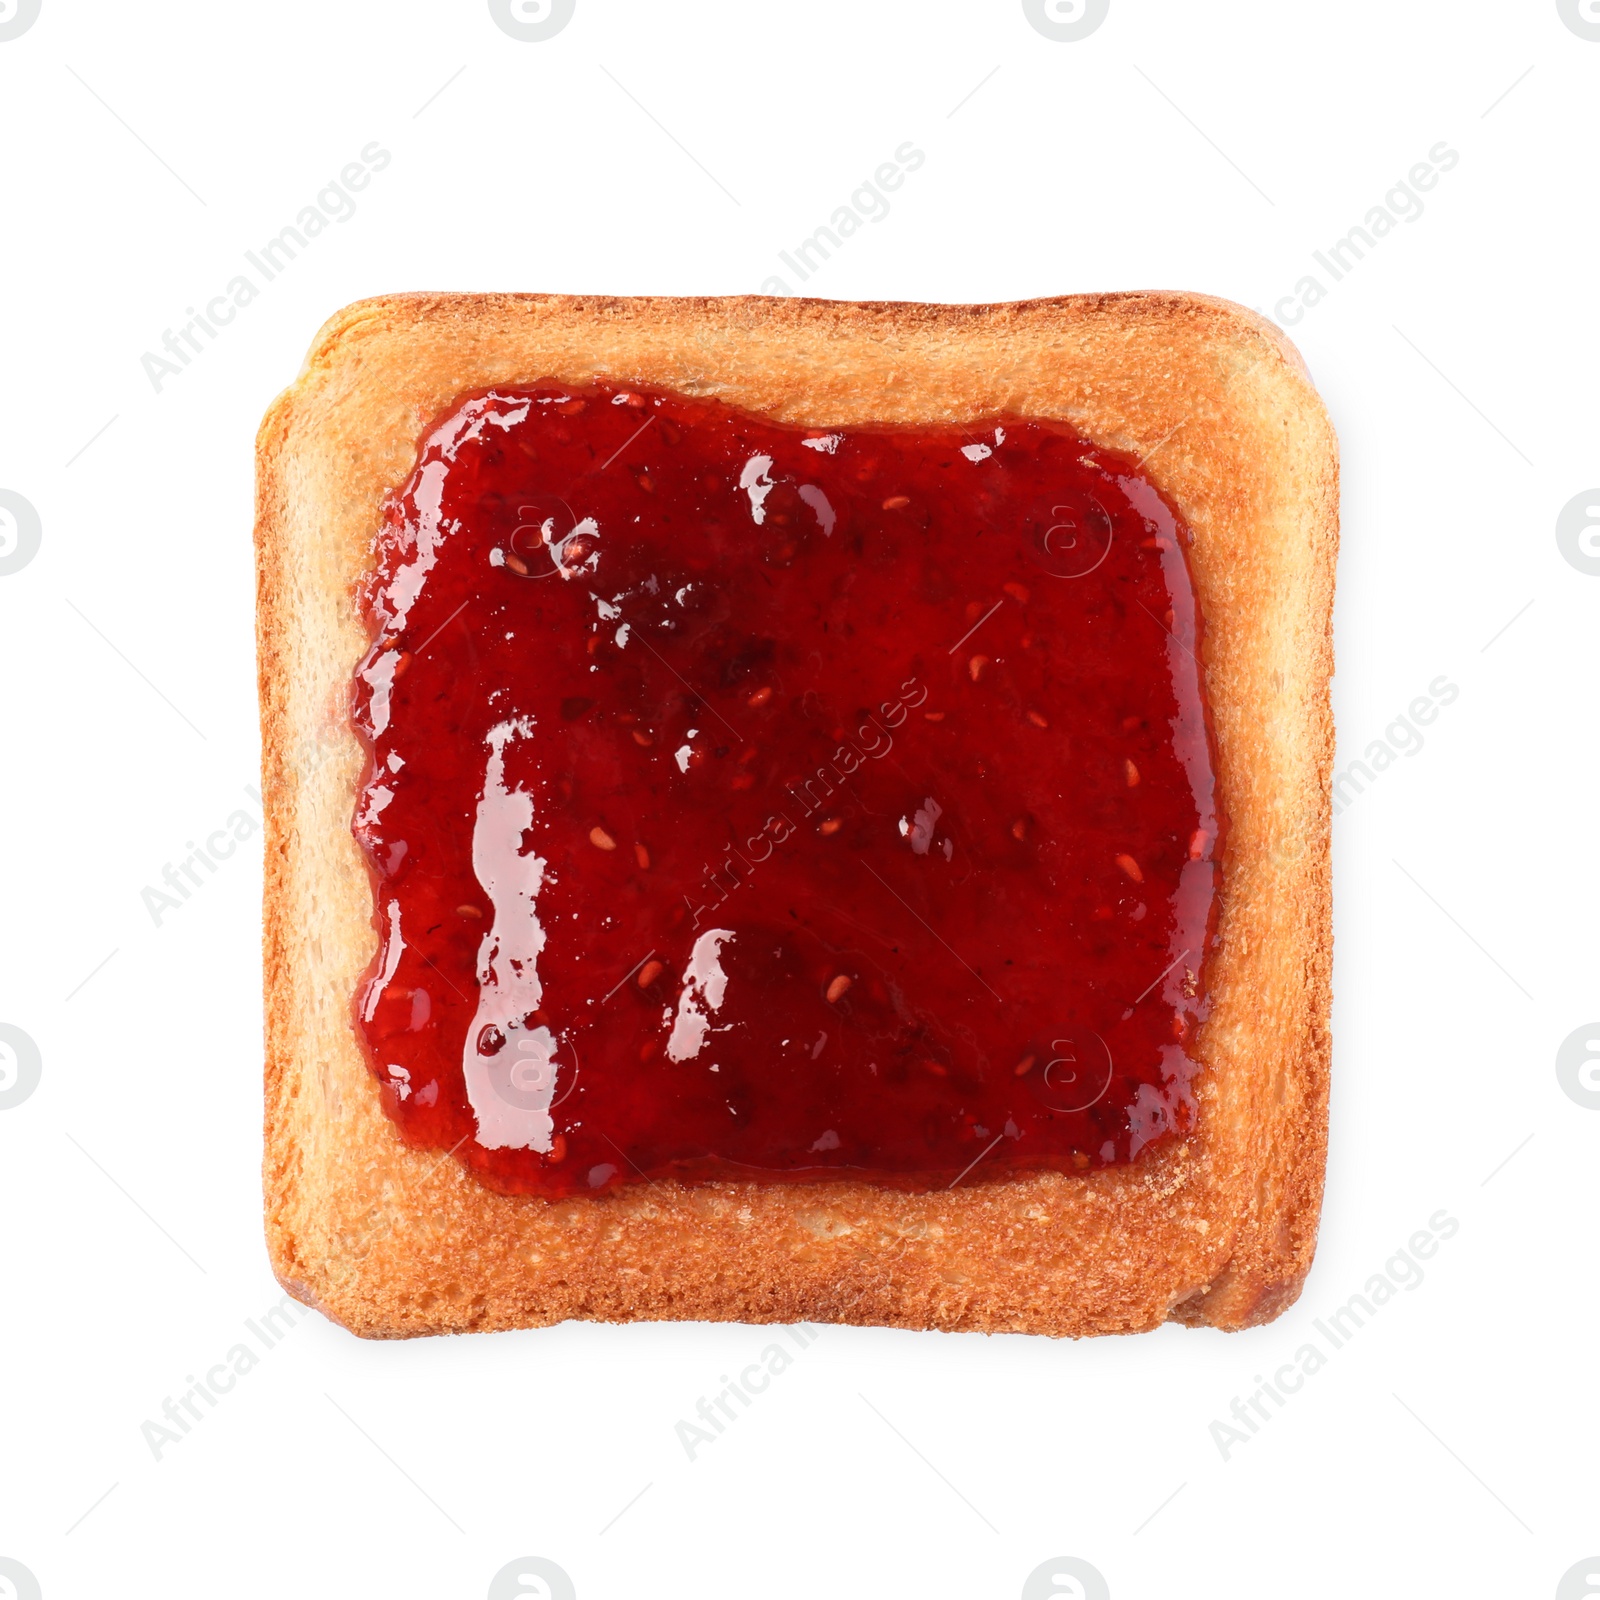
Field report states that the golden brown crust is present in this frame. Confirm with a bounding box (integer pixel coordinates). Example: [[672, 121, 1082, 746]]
[[256, 292, 1336, 1339]]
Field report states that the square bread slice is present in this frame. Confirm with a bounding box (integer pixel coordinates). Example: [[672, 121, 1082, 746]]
[[255, 292, 1336, 1339]]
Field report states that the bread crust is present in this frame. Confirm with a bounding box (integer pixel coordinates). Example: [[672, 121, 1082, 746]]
[[255, 292, 1336, 1339]]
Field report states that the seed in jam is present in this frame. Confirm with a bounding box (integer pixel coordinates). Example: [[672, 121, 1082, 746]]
[[350, 383, 1223, 1198]]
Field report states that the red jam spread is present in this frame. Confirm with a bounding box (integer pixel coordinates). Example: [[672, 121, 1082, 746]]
[[351, 382, 1221, 1198]]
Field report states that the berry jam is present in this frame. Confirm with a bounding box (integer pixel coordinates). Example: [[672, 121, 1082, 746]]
[[351, 383, 1221, 1197]]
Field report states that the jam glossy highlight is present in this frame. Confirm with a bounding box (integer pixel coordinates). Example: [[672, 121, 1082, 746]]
[[351, 383, 1222, 1197]]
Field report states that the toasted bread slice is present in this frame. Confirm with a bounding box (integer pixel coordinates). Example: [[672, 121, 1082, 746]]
[[255, 292, 1336, 1339]]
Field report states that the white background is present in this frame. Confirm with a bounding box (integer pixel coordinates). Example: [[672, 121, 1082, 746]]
[[1, 2, 1596, 1597]]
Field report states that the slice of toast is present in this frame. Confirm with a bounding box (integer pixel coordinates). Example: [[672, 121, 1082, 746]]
[[255, 292, 1336, 1339]]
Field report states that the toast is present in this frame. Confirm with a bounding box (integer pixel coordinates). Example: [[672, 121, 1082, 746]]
[[255, 291, 1336, 1339]]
